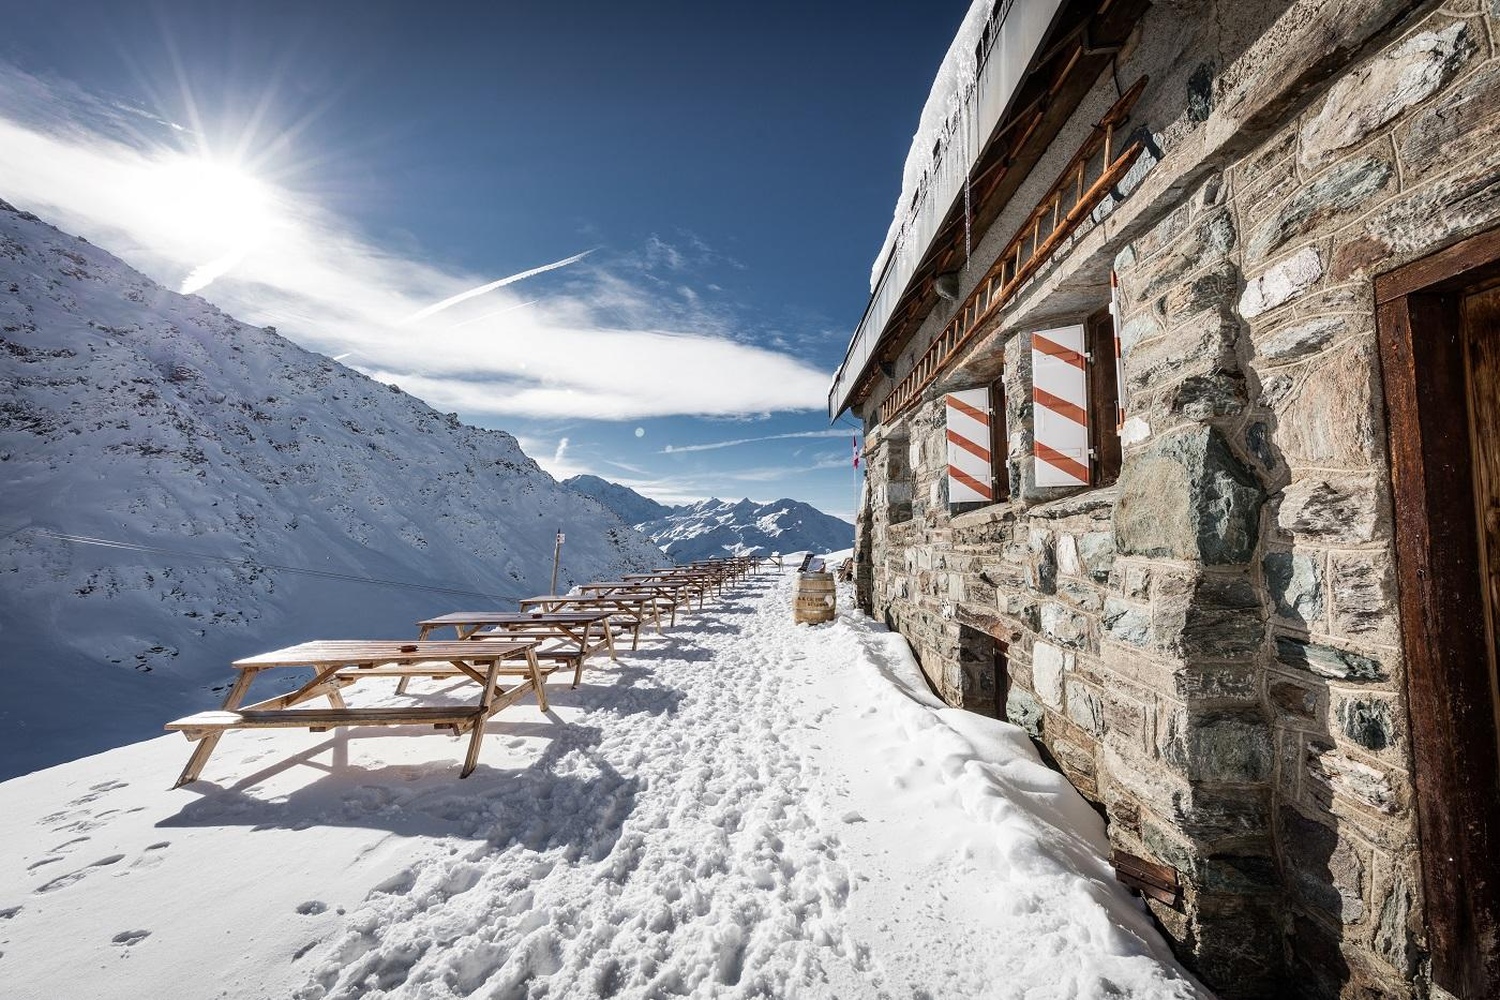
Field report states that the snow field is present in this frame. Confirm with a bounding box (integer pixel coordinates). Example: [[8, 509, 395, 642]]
[[0, 562, 1208, 999]]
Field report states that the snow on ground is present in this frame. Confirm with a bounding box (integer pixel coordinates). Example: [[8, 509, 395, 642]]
[[0, 561, 1210, 1000]]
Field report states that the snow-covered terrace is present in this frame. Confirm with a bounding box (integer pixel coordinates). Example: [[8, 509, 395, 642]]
[[1, 563, 1207, 999], [829, 0, 1063, 419]]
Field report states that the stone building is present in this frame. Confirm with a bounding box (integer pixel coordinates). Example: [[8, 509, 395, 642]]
[[830, 1, 1500, 997]]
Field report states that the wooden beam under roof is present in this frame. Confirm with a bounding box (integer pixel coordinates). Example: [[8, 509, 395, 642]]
[[849, 0, 1149, 414]]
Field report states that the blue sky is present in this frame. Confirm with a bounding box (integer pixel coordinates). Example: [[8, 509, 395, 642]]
[[0, 1, 968, 519]]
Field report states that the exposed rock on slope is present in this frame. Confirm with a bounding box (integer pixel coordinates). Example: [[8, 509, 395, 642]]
[[0, 198, 663, 778]]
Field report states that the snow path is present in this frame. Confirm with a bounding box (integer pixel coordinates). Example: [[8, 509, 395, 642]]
[[0, 565, 1210, 1000]]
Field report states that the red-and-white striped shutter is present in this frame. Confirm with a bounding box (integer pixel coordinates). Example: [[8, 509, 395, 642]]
[[1110, 271, 1125, 429], [1032, 325, 1091, 487], [945, 388, 993, 504]]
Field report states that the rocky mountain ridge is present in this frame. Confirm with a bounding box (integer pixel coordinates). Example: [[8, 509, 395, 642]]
[[565, 475, 854, 563]]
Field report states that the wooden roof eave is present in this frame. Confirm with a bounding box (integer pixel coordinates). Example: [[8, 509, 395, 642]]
[[848, 0, 1149, 416]]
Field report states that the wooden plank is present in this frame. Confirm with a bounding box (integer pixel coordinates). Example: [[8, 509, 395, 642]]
[[1377, 283, 1500, 998], [1375, 226, 1500, 304], [1110, 850, 1179, 906]]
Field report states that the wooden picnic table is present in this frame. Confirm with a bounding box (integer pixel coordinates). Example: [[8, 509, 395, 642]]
[[579, 580, 699, 624], [517, 593, 665, 646], [165, 638, 547, 786], [414, 610, 623, 687], [622, 570, 721, 599]]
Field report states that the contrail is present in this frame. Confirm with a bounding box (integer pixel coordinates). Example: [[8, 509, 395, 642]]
[[450, 298, 539, 330], [662, 429, 850, 454], [401, 250, 591, 324]]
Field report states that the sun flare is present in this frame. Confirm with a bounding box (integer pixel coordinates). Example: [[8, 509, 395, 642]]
[[137, 156, 274, 293]]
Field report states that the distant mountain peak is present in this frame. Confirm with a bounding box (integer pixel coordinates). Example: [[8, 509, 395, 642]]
[[565, 477, 853, 562]]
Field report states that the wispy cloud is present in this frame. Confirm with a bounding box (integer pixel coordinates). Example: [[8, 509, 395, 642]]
[[663, 429, 850, 454], [0, 64, 829, 422]]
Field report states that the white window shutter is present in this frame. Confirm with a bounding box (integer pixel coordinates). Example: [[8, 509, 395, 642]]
[[1032, 325, 1091, 487], [1110, 271, 1126, 429], [945, 387, 993, 505]]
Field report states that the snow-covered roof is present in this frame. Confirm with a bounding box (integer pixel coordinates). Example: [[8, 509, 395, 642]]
[[830, 0, 1065, 420]]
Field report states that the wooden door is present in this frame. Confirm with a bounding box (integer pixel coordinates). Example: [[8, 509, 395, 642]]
[[1377, 230, 1500, 998], [1462, 281, 1500, 775]]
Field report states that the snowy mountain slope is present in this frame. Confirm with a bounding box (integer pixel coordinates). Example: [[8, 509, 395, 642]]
[[0, 566, 1208, 1000], [0, 198, 663, 779], [564, 473, 674, 527], [565, 476, 854, 563]]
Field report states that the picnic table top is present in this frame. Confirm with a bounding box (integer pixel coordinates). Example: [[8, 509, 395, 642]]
[[580, 580, 694, 590], [520, 592, 657, 603], [418, 611, 614, 626], [232, 639, 538, 668]]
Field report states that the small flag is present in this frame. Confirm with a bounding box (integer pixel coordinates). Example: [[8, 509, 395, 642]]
[[852, 435, 860, 469]]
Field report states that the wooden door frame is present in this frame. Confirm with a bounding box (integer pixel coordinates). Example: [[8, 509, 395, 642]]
[[1375, 226, 1500, 998]]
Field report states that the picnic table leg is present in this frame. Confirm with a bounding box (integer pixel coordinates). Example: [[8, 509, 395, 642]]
[[460, 660, 502, 778], [173, 668, 257, 788], [604, 620, 618, 661], [398, 625, 438, 695], [526, 646, 550, 713], [572, 622, 591, 689]]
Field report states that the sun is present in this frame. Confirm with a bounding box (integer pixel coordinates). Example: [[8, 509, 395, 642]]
[[137, 155, 275, 292]]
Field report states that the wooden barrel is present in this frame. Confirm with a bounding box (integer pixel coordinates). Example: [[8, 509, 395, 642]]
[[793, 571, 836, 624]]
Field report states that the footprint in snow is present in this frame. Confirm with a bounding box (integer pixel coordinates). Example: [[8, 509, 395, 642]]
[[840, 810, 867, 824], [35, 854, 125, 893], [111, 929, 150, 947], [0, 905, 21, 919], [296, 900, 328, 916]]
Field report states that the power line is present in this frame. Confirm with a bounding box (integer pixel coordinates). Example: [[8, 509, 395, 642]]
[[3, 525, 518, 603]]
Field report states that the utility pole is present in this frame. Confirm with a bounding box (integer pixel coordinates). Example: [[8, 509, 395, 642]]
[[550, 529, 565, 595]]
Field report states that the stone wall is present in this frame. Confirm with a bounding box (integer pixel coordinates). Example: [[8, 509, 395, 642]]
[[854, 2, 1500, 996]]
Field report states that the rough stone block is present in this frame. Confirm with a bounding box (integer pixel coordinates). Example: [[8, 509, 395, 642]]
[[1254, 316, 1350, 364], [1028, 528, 1057, 595], [1336, 695, 1397, 752], [1065, 678, 1104, 737], [1125, 316, 1238, 396], [1329, 550, 1396, 641], [1077, 531, 1114, 582], [1263, 550, 1324, 627], [1173, 785, 1271, 840], [1399, 59, 1500, 181], [1115, 427, 1265, 565], [1246, 154, 1393, 262], [1055, 579, 1103, 612], [1373, 871, 1414, 975], [1274, 636, 1387, 682], [1103, 597, 1150, 647], [1056, 532, 1081, 576], [1032, 639, 1072, 708], [1039, 602, 1088, 650], [1270, 340, 1383, 470], [1239, 246, 1323, 318], [1161, 711, 1273, 784], [1307, 744, 1400, 815], [1277, 476, 1384, 543], [1171, 663, 1260, 704], [1280, 806, 1367, 923], [1270, 677, 1320, 720], [1204, 852, 1281, 894], [1006, 686, 1043, 737], [1160, 575, 1266, 661], [1299, 21, 1476, 170], [1162, 368, 1249, 421]]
